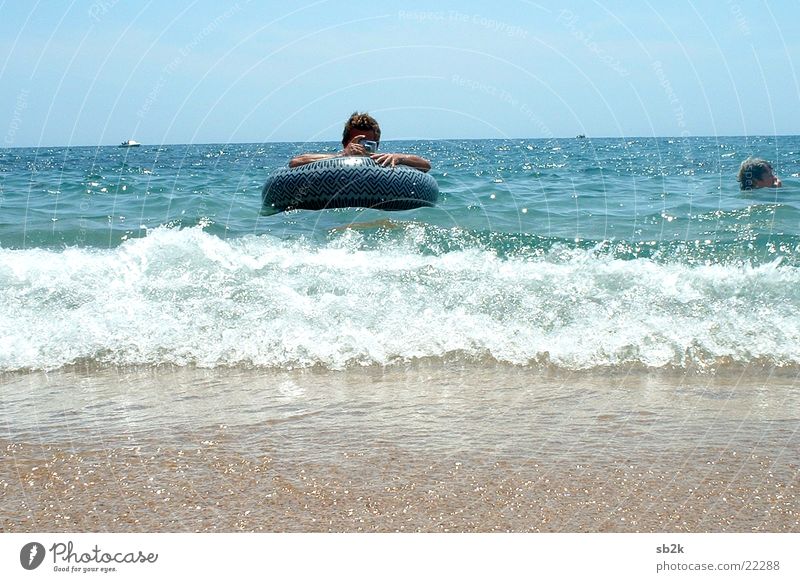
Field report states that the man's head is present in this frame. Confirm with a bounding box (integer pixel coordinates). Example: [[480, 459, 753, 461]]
[[737, 157, 782, 190], [342, 111, 381, 146]]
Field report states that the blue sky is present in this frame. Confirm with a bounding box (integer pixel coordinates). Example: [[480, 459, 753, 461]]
[[1, 0, 798, 146]]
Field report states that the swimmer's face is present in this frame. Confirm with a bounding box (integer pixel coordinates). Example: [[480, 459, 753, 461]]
[[753, 166, 782, 188]]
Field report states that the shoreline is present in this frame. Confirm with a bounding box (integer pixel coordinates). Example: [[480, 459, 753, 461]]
[[2, 363, 798, 532]]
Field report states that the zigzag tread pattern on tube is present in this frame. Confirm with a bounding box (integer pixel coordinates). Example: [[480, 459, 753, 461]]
[[262, 157, 438, 212]]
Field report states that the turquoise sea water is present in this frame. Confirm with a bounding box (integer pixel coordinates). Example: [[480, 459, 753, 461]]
[[2, 136, 800, 372]]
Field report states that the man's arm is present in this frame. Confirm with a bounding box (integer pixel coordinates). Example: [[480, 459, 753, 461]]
[[288, 153, 338, 168], [371, 153, 431, 172], [288, 135, 370, 167], [289, 134, 431, 172]]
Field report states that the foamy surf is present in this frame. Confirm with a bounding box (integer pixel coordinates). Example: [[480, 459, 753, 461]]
[[2, 225, 799, 372]]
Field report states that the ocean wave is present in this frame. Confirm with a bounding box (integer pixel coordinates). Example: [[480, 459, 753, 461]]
[[2, 225, 800, 372]]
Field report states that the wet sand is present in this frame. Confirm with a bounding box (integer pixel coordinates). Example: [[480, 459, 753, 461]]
[[1, 363, 799, 532]]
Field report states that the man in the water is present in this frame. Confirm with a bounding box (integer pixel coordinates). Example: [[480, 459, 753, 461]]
[[737, 157, 782, 190], [289, 112, 431, 172]]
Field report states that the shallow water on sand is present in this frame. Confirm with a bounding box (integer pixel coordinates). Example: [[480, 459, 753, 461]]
[[2, 364, 798, 532]]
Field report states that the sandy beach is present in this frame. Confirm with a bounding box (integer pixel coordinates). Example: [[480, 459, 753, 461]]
[[2, 363, 798, 532]]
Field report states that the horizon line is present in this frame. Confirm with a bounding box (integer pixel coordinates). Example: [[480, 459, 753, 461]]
[[3, 134, 799, 149]]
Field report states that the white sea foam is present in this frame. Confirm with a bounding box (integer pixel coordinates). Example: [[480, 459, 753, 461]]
[[1, 226, 799, 371]]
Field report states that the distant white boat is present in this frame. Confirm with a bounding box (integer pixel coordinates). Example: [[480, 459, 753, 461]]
[[118, 140, 141, 148]]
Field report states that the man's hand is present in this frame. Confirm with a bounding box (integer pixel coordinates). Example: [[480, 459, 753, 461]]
[[342, 134, 369, 156], [371, 153, 431, 172], [371, 153, 402, 168]]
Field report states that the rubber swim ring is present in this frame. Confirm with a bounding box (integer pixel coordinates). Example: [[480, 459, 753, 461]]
[[262, 156, 438, 214]]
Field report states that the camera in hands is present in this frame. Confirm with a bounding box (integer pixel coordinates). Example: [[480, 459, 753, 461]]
[[360, 140, 378, 153]]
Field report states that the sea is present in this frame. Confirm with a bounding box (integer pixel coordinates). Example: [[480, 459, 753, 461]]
[[1, 137, 799, 532]]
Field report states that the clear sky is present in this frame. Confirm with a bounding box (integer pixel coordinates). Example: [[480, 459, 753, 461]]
[[1, 0, 798, 146]]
